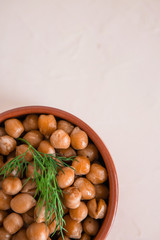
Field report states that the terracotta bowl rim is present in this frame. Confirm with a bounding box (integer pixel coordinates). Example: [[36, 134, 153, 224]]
[[0, 106, 119, 240]]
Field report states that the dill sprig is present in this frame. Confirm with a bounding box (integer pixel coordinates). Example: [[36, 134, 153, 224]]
[[0, 138, 75, 239]]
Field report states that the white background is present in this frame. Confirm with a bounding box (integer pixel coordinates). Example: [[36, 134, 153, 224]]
[[0, 1, 160, 239]]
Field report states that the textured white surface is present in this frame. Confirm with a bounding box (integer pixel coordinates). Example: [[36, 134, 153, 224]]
[[0, 1, 160, 239]]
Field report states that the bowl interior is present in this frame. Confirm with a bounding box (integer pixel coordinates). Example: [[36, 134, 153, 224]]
[[0, 106, 118, 240]]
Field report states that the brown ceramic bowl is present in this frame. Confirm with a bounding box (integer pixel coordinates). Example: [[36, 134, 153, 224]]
[[0, 106, 118, 240]]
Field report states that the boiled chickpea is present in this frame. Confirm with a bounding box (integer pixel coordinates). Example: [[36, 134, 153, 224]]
[[0, 135, 17, 155], [3, 213, 23, 234], [26, 222, 49, 240], [83, 217, 99, 236], [69, 201, 88, 222], [0, 227, 11, 240], [72, 156, 90, 175], [38, 115, 57, 139], [26, 161, 41, 179], [86, 163, 107, 184], [0, 155, 4, 168], [4, 158, 20, 178], [22, 207, 34, 225], [11, 193, 36, 214], [80, 233, 91, 240], [23, 188, 36, 197], [63, 187, 81, 209], [21, 179, 36, 196], [77, 143, 99, 162], [74, 178, 95, 200], [57, 120, 74, 135], [23, 115, 38, 132], [0, 127, 6, 137], [0, 210, 7, 226], [70, 127, 88, 150], [87, 198, 107, 219], [58, 236, 70, 240], [56, 147, 76, 158], [38, 140, 55, 155], [64, 215, 82, 239], [34, 205, 48, 223], [16, 144, 33, 162], [23, 130, 43, 148], [95, 184, 109, 200], [2, 177, 22, 195], [26, 162, 35, 178], [56, 167, 75, 189], [0, 190, 12, 210], [50, 129, 70, 149], [12, 229, 28, 240], [5, 119, 24, 138], [63, 205, 69, 215], [7, 151, 15, 160], [48, 219, 56, 234]]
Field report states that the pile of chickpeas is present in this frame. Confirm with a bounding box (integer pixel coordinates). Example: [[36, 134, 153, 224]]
[[0, 114, 109, 240]]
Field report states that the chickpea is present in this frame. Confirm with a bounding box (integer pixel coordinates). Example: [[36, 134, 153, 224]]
[[87, 198, 107, 219], [69, 201, 88, 222], [21, 179, 36, 196], [83, 217, 99, 236], [12, 229, 28, 240], [63, 187, 81, 209], [70, 127, 88, 150], [86, 163, 107, 184], [2, 177, 22, 195], [56, 147, 76, 158], [4, 158, 20, 178], [16, 144, 33, 162], [57, 120, 74, 135], [0, 210, 7, 226], [38, 140, 55, 155], [95, 184, 109, 200], [64, 215, 82, 239], [26, 161, 41, 179], [50, 129, 70, 149], [23, 130, 43, 148], [0, 190, 12, 210], [63, 205, 69, 215], [0, 127, 6, 137], [23, 115, 38, 132], [80, 233, 91, 240], [48, 219, 56, 234], [7, 151, 15, 160], [72, 156, 90, 175], [38, 115, 57, 139], [0, 227, 11, 240], [56, 167, 75, 189], [11, 193, 36, 214], [22, 207, 34, 225], [77, 143, 99, 162], [26, 222, 49, 240], [5, 119, 24, 138], [34, 205, 48, 223], [58, 236, 70, 240], [74, 178, 95, 200], [0, 135, 17, 155], [3, 213, 23, 234], [0, 155, 4, 168]]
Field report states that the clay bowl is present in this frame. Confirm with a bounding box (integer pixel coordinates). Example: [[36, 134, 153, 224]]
[[0, 106, 118, 240]]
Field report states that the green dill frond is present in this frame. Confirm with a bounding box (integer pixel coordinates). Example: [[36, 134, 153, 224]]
[[0, 138, 75, 239]]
